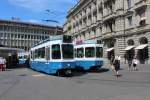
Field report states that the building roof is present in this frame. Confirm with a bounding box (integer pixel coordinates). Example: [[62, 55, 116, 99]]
[[67, 0, 85, 18], [0, 19, 62, 30]]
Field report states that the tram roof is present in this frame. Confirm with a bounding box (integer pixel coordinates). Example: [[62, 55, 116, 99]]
[[32, 35, 72, 48]]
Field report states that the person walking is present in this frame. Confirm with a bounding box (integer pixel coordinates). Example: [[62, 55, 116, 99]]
[[117, 55, 121, 70], [132, 57, 138, 71], [113, 56, 121, 77], [2, 58, 6, 71], [127, 59, 132, 71], [110, 55, 115, 71], [0, 57, 2, 71]]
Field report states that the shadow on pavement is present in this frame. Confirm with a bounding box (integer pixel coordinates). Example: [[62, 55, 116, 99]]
[[88, 68, 110, 73]]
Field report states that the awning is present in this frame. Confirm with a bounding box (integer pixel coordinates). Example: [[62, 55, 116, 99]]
[[125, 46, 134, 50], [135, 44, 148, 50], [106, 47, 114, 52]]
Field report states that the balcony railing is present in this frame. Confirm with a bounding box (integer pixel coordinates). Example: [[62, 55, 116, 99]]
[[103, 12, 116, 21]]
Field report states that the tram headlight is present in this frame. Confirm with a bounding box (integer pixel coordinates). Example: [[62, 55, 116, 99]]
[[67, 64, 71, 67]]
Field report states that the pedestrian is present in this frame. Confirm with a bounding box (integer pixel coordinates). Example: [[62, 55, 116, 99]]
[[127, 59, 132, 71], [124, 53, 127, 64], [117, 55, 121, 70], [0, 57, 3, 71], [132, 57, 138, 71], [2, 58, 6, 71], [113, 56, 121, 77], [110, 55, 115, 71]]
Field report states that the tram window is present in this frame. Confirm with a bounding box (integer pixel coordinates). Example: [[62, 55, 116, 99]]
[[77, 48, 84, 58], [45, 47, 50, 60], [62, 44, 73, 59], [96, 47, 103, 57], [52, 44, 61, 59], [85, 47, 95, 58], [35, 47, 45, 59], [35, 50, 38, 59], [40, 47, 45, 58]]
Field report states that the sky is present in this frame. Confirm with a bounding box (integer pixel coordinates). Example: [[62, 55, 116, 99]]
[[0, 0, 78, 26]]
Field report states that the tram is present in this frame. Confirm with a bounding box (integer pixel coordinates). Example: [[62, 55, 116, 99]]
[[74, 40, 103, 71], [18, 51, 29, 65], [29, 35, 75, 75]]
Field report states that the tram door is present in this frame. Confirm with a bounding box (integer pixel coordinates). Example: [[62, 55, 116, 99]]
[[45, 47, 50, 66]]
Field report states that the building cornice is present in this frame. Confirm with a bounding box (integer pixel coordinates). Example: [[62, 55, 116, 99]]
[[0, 19, 62, 30], [67, 0, 94, 18]]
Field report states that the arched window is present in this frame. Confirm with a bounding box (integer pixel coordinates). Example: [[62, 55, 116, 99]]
[[127, 39, 134, 46], [139, 37, 148, 44]]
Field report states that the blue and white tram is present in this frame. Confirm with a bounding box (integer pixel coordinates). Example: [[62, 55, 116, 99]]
[[74, 40, 103, 71], [18, 51, 29, 65], [30, 35, 75, 75]]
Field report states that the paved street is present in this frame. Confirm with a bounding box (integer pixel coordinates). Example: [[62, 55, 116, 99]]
[[0, 64, 150, 100]]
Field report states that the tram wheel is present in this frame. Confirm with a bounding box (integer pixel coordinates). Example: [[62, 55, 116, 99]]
[[65, 69, 72, 76]]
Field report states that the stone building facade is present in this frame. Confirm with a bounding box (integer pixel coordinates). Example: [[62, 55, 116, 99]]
[[0, 19, 63, 51], [64, 0, 150, 64]]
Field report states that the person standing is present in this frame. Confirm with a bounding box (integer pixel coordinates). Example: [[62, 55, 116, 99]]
[[127, 60, 132, 71], [110, 55, 115, 71], [2, 58, 6, 71], [117, 55, 121, 70], [132, 57, 138, 71], [0, 57, 2, 71]]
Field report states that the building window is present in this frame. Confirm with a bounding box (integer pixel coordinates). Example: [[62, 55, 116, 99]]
[[139, 11, 146, 26], [127, 16, 132, 26], [127, 0, 131, 9], [139, 37, 148, 44], [127, 39, 134, 46]]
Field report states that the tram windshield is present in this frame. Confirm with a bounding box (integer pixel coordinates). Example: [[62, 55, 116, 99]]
[[52, 44, 61, 59], [96, 47, 103, 58], [62, 44, 74, 59], [18, 56, 23, 59], [85, 47, 95, 58]]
